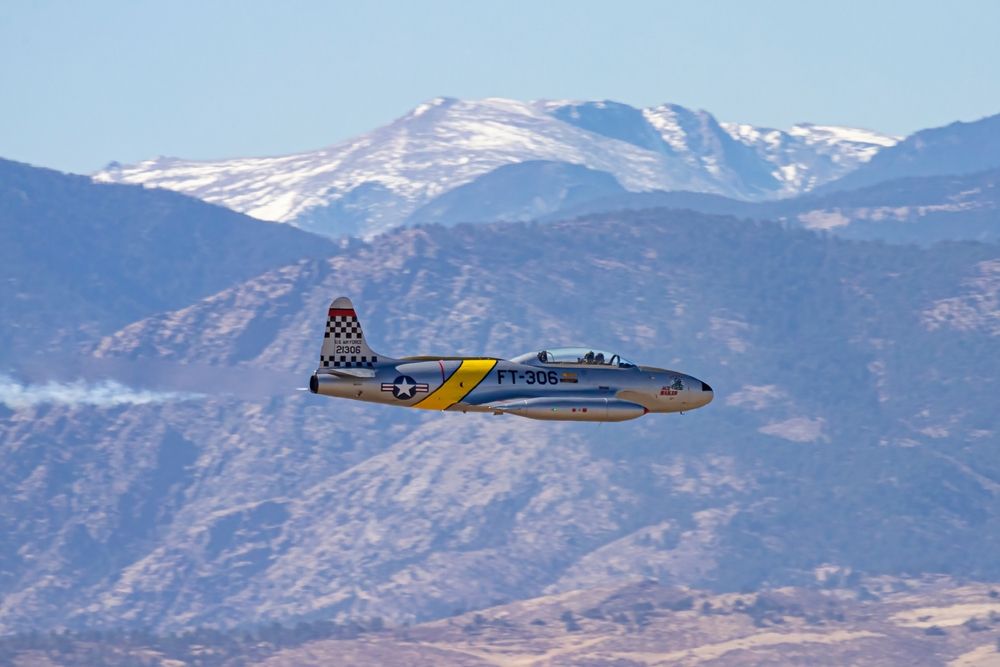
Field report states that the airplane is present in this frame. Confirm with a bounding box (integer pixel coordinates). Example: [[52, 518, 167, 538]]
[[308, 297, 713, 422]]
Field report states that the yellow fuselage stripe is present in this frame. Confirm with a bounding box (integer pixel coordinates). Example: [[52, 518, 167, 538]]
[[413, 359, 497, 410]]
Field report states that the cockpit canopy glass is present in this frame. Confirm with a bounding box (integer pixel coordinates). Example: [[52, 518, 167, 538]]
[[512, 347, 637, 368]]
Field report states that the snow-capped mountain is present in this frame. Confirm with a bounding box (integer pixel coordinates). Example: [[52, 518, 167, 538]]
[[721, 120, 900, 194], [816, 111, 1000, 194], [94, 98, 897, 238]]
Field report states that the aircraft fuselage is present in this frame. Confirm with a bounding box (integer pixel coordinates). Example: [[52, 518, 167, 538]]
[[309, 298, 713, 422]]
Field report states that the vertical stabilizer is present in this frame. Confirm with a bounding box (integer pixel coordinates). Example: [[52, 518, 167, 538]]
[[318, 297, 383, 371]]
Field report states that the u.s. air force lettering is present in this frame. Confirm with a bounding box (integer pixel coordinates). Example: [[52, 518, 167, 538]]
[[309, 297, 713, 422]]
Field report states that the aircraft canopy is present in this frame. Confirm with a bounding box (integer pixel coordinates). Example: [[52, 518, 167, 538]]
[[512, 347, 637, 368]]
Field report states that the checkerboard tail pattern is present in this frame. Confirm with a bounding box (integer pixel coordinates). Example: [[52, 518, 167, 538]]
[[319, 297, 380, 369]]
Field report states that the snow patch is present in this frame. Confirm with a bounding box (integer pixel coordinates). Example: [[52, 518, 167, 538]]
[[657, 630, 882, 662], [708, 317, 751, 353], [923, 260, 1000, 336], [892, 602, 1000, 628], [759, 417, 826, 443], [798, 209, 852, 230], [726, 384, 787, 410]]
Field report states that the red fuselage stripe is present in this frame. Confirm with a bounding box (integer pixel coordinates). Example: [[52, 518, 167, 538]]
[[328, 308, 357, 317]]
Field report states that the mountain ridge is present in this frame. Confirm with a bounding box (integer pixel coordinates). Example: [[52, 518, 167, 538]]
[[0, 157, 335, 367], [540, 166, 1000, 244], [817, 112, 1000, 194], [93, 97, 897, 238]]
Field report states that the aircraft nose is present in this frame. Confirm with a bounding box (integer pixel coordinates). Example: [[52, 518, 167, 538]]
[[696, 379, 714, 406]]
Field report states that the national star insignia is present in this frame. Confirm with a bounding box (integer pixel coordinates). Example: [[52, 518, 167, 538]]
[[393, 376, 416, 399]]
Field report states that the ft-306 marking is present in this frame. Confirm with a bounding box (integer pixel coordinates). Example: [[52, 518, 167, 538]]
[[497, 369, 561, 385]]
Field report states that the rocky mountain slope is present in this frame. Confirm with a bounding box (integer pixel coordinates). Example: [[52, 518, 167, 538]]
[[257, 578, 1000, 667], [92, 98, 896, 238], [3, 211, 998, 635], [0, 158, 334, 367], [404, 160, 628, 227], [7, 578, 1000, 665], [547, 167, 1000, 244], [818, 112, 1000, 194]]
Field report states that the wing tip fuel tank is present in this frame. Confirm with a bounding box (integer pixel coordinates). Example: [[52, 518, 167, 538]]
[[489, 397, 647, 422]]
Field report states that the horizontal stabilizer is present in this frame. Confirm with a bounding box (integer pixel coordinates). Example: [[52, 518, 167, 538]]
[[324, 367, 376, 378]]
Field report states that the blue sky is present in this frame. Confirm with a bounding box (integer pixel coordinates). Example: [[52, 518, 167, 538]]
[[3, 0, 1000, 173]]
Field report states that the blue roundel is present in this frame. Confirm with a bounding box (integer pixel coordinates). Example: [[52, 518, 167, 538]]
[[391, 375, 418, 400]]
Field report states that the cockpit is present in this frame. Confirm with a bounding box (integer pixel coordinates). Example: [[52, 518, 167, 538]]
[[511, 347, 638, 369]]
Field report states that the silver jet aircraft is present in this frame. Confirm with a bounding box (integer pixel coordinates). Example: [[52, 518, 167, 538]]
[[308, 297, 713, 422]]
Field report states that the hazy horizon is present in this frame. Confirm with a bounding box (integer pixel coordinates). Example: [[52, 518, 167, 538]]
[[3, 0, 1000, 174]]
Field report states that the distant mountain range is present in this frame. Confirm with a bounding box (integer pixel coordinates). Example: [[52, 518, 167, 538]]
[[93, 98, 899, 238], [817, 112, 1000, 194], [0, 158, 333, 367], [545, 166, 1000, 244], [3, 101, 1000, 641]]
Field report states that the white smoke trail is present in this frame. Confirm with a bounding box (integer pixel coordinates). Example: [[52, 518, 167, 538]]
[[0, 374, 204, 409]]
